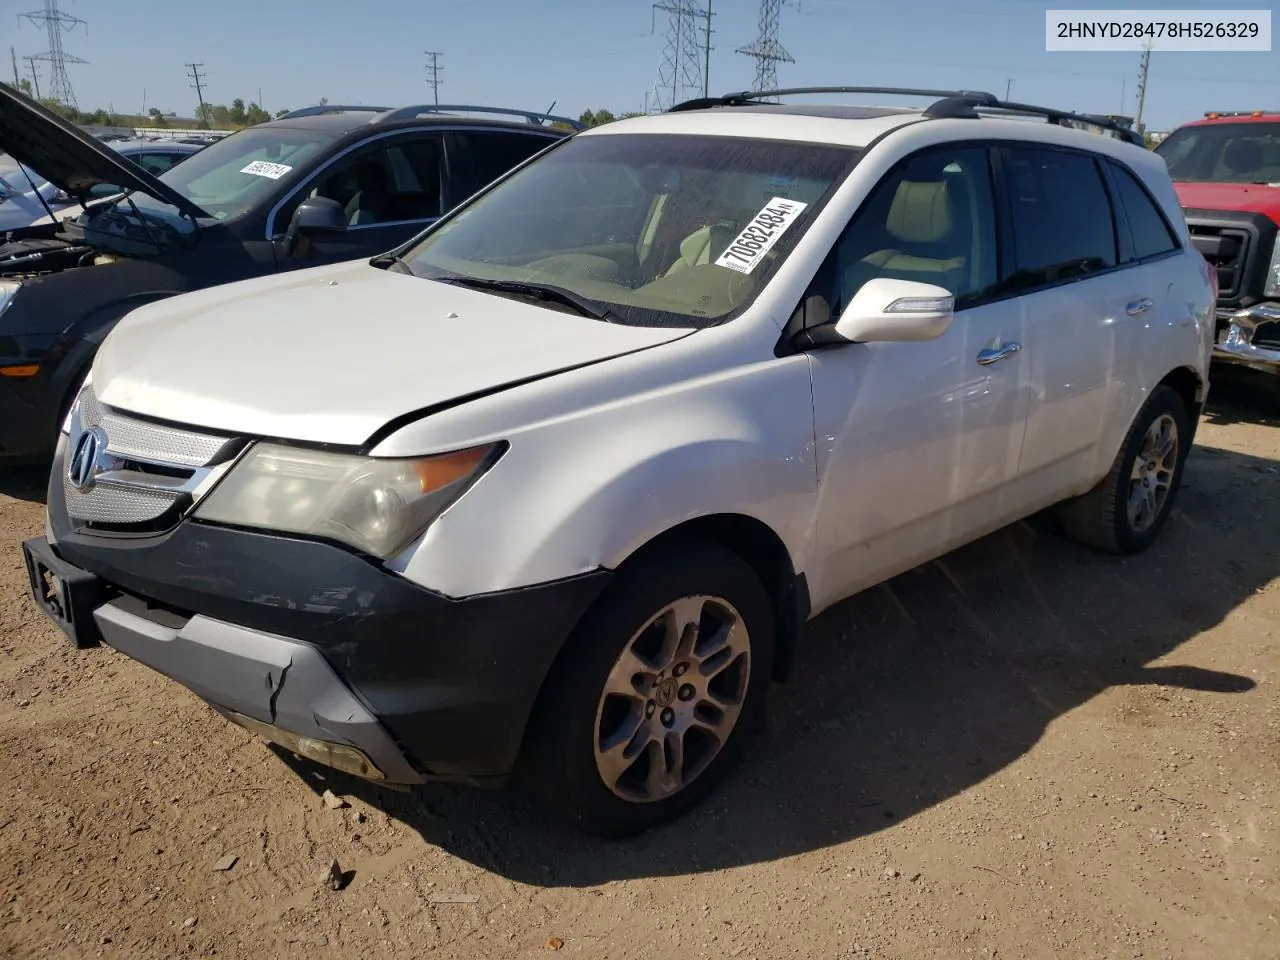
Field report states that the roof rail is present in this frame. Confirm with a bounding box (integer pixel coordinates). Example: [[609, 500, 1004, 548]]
[[370, 104, 587, 131], [669, 86, 1145, 146], [278, 104, 393, 120], [670, 86, 1002, 112]]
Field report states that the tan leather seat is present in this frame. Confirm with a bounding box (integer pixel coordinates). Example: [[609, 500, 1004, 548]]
[[843, 178, 969, 295]]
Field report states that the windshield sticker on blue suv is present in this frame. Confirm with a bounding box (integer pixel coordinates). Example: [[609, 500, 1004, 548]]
[[239, 161, 293, 180], [714, 197, 809, 274]]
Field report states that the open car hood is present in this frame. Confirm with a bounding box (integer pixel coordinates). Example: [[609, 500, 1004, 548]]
[[0, 82, 208, 219]]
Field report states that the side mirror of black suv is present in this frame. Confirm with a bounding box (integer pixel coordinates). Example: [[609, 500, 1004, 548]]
[[286, 196, 347, 257]]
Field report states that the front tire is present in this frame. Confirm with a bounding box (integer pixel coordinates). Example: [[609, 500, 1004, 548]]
[[522, 538, 775, 838], [1058, 385, 1191, 554]]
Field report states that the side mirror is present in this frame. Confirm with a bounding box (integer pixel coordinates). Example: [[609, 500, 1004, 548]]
[[284, 196, 347, 258], [287, 196, 347, 240], [833, 277, 955, 343]]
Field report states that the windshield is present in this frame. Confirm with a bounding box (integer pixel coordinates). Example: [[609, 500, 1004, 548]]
[[0, 153, 49, 196], [401, 133, 861, 328], [1155, 122, 1280, 183], [131, 126, 339, 220]]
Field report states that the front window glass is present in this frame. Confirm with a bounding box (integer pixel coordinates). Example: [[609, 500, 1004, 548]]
[[130, 127, 340, 220], [402, 133, 861, 328], [1154, 122, 1280, 183]]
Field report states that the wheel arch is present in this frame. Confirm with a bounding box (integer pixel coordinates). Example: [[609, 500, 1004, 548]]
[[1156, 364, 1205, 445], [513, 511, 807, 786]]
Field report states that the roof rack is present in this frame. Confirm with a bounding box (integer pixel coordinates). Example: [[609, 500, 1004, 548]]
[[370, 104, 586, 131], [669, 86, 1146, 146], [278, 104, 393, 119]]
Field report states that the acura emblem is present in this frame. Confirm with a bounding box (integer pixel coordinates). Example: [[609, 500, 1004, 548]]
[[67, 426, 108, 491]]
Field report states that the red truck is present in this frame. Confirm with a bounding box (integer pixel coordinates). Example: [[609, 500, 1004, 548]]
[[1154, 110, 1280, 389]]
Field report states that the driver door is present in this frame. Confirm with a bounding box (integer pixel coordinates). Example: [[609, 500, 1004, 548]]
[[271, 133, 448, 268], [805, 144, 1032, 612]]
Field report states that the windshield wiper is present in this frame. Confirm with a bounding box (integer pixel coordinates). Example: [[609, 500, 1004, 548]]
[[432, 274, 617, 322]]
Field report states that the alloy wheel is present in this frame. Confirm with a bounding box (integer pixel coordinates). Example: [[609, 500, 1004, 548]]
[[592, 595, 751, 803]]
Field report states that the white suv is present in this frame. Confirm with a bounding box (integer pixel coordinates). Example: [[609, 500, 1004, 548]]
[[24, 88, 1216, 837]]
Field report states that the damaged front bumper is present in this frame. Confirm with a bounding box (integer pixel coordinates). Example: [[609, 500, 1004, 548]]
[[1213, 303, 1280, 376], [26, 438, 613, 787], [23, 534, 421, 783]]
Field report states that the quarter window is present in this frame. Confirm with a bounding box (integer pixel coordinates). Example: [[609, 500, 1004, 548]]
[[1003, 146, 1117, 288], [1109, 163, 1179, 260], [829, 146, 999, 313]]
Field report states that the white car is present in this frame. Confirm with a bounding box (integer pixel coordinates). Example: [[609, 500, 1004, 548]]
[[24, 87, 1216, 837], [0, 139, 205, 231]]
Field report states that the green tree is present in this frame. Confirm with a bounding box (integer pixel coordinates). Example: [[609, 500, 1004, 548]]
[[16, 79, 33, 98], [195, 102, 215, 126], [210, 104, 232, 127], [147, 107, 167, 128], [578, 108, 617, 128], [274, 108, 291, 119], [244, 102, 271, 126], [229, 98, 247, 126]]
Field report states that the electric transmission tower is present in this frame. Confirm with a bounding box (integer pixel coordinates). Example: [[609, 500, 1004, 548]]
[[650, 1, 713, 112], [424, 51, 442, 105], [20, 0, 88, 110], [736, 0, 794, 98]]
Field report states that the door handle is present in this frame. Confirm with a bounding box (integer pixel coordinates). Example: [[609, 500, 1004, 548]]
[[976, 342, 1022, 366], [1126, 297, 1154, 316]]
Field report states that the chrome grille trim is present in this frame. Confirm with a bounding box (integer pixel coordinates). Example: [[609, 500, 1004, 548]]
[[63, 385, 244, 533]]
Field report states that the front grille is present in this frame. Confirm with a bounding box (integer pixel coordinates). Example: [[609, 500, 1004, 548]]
[[1188, 223, 1250, 299], [62, 385, 245, 535]]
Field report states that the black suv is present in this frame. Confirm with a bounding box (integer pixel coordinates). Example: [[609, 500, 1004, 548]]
[[0, 84, 579, 461]]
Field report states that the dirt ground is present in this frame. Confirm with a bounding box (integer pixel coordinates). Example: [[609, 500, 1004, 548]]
[[0, 376, 1277, 960]]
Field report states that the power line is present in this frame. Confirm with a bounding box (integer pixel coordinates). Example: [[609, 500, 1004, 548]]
[[1135, 37, 1152, 133], [20, 0, 87, 110], [22, 55, 41, 99], [187, 62, 210, 128], [424, 51, 442, 105], [736, 0, 795, 98]]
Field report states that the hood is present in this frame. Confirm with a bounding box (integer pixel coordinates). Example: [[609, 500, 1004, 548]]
[[94, 261, 695, 447], [1172, 181, 1280, 223], [0, 82, 207, 219]]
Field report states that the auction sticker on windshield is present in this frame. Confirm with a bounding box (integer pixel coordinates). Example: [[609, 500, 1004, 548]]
[[714, 197, 809, 275], [240, 161, 293, 180]]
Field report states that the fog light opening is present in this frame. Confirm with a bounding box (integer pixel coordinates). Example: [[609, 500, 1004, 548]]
[[227, 711, 387, 781]]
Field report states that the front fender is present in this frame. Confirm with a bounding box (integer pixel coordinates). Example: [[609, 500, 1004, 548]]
[[397, 355, 819, 598]]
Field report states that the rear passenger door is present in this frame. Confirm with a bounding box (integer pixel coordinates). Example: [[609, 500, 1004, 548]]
[[998, 144, 1139, 497], [448, 129, 562, 198]]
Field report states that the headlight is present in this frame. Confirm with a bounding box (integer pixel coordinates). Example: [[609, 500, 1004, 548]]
[[0, 280, 20, 321], [1265, 235, 1280, 299], [194, 441, 505, 559]]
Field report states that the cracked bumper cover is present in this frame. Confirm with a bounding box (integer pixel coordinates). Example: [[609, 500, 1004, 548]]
[[40, 438, 615, 785], [93, 594, 424, 784]]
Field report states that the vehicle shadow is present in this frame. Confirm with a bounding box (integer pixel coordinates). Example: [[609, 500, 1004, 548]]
[[0, 460, 51, 503], [1202, 367, 1280, 428], [274, 437, 1277, 885]]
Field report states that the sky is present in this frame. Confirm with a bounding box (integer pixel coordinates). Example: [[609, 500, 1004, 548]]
[[3, 0, 1277, 132]]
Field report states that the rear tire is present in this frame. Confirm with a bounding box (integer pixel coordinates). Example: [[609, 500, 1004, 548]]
[[1058, 385, 1191, 554], [521, 538, 775, 838]]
